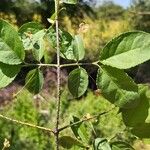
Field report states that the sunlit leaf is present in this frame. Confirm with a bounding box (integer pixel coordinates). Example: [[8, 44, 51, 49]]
[[46, 28, 85, 61], [18, 22, 43, 51], [47, 12, 56, 24], [93, 138, 111, 150], [19, 22, 43, 35], [61, 34, 85, 61], [96, 65, 140, 108], [32, 30, 46, 61], [100, 31, 150, 69], [73, 35, 85, 61], [0, 19, 25, 64], [0, 63, 21, 88]]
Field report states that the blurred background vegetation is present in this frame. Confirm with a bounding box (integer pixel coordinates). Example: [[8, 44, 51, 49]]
[[0, 0, 150, 149]]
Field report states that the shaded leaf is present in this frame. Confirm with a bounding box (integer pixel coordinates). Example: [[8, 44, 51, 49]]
[[68, 67, 88, 97], [100, 31, 150, 69], [93, 138, 111, 150], [59, 136, 87, 149], [43, 48, 54, 64], [121, 84, 150, 127], [131, 123, 150, 138], [70, 116, 89, 143], [59, 30, 73, 53], [96, 65, 140, 108], [0, 63, 21, 88], [111, 141, 134, 150], [0, 19, 25, 64], [25, 68, 44, 94], [120, 85, 150, 138]]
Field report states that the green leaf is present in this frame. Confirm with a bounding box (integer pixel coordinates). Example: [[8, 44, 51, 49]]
[[73, 35, 85, 61], [93, 138, 111, 150], [0, 63, 21, 88], [32, 30, 46, 61], [121, 85, 150, 138], [47, 12, 56, 24], [46, 28, 75, 60], [18, 22, 43, 51], [131, 123, 150, 138], [110, 141, 134, 150], [121, 84, 150, 127], [45, 27, 56, 48], [68, 67, 88, 98], [25, 68, 44, 94], [18, 22, 43, 35], [100, 31, 150, 69], [59, 30, 73, 53], [96, 65, 140, 108], [60, 43, 75, 60], [61, 0, 78, 4], [43, 49, 54, 64], [19, 23, 46, 61], [47, 8, 66, 24], [59, 136, 87, 149], [61, 34, 85, 61], [46, 28, 73, 50], [46, 28, 85, 61], [0, 19, 25, 64], [70, 116, 89, 144]]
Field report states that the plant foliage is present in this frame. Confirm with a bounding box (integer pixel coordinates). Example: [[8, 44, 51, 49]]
[[0, 0, 150, 149]]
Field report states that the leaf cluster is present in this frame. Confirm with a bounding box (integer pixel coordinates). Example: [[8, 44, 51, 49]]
[[1, 0, 150, 149]]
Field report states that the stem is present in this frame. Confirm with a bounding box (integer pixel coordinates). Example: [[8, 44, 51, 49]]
[[60, 61, 99, 68], [58, 107, 115, 132], [0, 114, 54, 133], [22, 63, 57, 67], [21, 60, 99, 68], [55, 0, 61, 150], [21, 61, 99, 68]]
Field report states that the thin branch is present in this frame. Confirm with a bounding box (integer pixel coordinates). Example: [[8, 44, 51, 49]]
[[21, 63, 58, 68], [58, 107, 115, 132], [21, 61, 99, 68], [0, 114, 54, 133], [60, 61, 99, 68], [55, 0, 61, 150]]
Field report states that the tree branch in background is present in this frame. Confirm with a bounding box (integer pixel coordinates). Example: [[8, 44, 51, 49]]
[[0, 114, 54, 133], [58, 107, 116, 132]]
